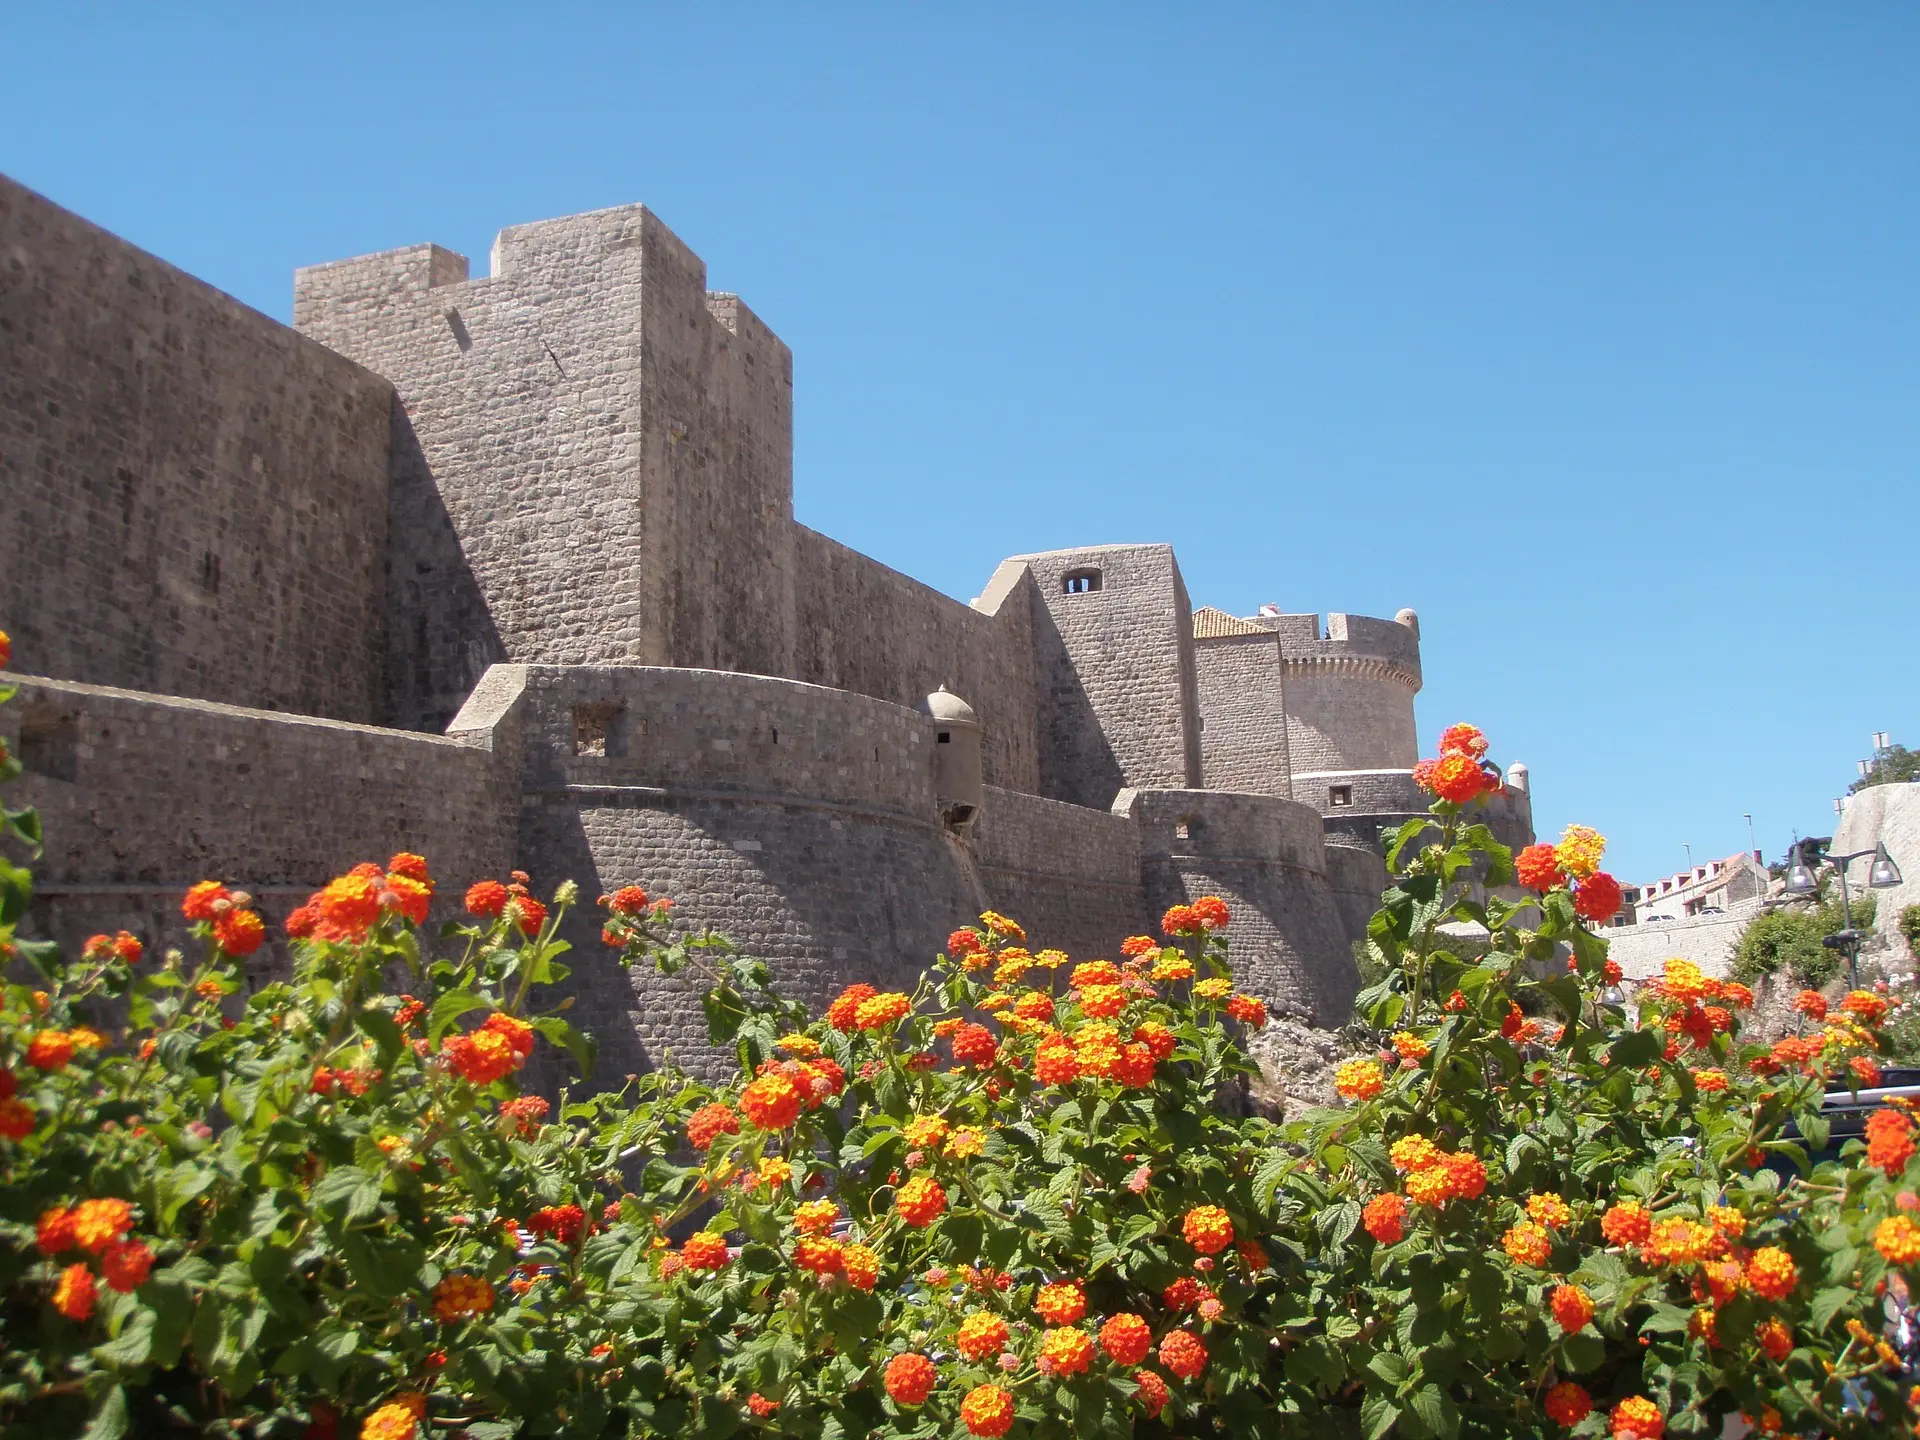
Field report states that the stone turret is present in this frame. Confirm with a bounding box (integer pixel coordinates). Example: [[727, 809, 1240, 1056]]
[[919, 686, 983, 828]]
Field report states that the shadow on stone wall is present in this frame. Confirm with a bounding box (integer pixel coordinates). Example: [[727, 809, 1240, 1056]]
[[385, 406, 504, 734]]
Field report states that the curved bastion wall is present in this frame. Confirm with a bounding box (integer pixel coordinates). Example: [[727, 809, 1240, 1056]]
[[492, 665, 987, 1078], [1118, 788, 1360, 1025]]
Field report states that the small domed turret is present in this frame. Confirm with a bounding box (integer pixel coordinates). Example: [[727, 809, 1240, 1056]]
[[1505, 761, 1529, 794], [917, 686, 983, 828], [1394, 608, 1420, 638]]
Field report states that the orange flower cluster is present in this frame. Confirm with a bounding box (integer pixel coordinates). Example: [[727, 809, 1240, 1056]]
[[443, 1013, 535, 1085], [1549, 1284, 1593, 1334], [1392, 1141, 1487, 1209], [1515, 842, 1566, 892], [1333, 1058, 1384, 1101], [681, 1233, 730, 1272], [1868, 1109, 1915, 1176], [960, 1383, 1015, 1438], [1362, 1193, 1406, 1244], [1038, 1325, 1093, 1375], [883, 1352, 937, 1405], [955, 1311, 1010, 1360], [1181, 1205, 1234, 1255], [1610, 1395, 1665, 1439], [1159, 1328, 1207, 1379], [1500, 1221, 1551, 1267], [894, 1176, 947, 1227], [740, 1073, 804, 1130], [1875, 1215, 1920, 1265], [687, 1101, 740, 1150], [1099, 1312, 1152, 1365], [1034, 1280, 1086, 1324], [1544, 1380, 1591, 1425], [432, 1274, 494, 1322], [361, 1396, 426, 1440]]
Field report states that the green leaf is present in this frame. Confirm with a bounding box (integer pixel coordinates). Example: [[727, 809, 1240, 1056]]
[[1405, 1383, 1460, 1439], [1607, 1029, 1663, 1069], [1810, 1285, 1855, 1334], [429, 990, 492, 1040], [80, 1386, 129, 1440], [531, 1014, 597, 1078], [1361, 1391, 1401, 1440], [311, 1165, 383, 1222], [1560, 1330, 1605, 1374]]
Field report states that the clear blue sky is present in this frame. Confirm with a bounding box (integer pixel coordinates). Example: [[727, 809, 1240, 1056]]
[[5, 4, 1916, 884]]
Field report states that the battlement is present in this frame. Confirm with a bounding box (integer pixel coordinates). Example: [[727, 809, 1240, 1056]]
[[1263, 610, 1422, 690]]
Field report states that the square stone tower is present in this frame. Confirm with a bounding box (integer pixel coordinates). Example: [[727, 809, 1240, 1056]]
[[1010, 544, 1203, 809], [294, 204, 796, 731]]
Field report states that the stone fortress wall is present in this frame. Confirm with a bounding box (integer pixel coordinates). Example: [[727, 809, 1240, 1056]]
[[0, 171, 1537, 1079]]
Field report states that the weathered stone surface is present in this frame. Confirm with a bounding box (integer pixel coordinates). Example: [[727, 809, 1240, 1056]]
[[0, 175, 1534, 1082]]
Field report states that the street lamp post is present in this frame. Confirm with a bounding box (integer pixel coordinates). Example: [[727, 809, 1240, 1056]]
[[1785, 840, 1905, 989]]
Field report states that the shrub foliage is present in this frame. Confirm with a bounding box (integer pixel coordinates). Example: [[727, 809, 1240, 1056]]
[[2, 665, 1918, 1438]]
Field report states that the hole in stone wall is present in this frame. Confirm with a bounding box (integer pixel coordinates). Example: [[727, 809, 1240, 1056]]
[[572, 703, 625, 758], [1062, 568, 1102, 595], [1329, 784, 1353, 808], [199, 551, 221, 595], [1174, 817, 1194, 841], [19, 703, 78, 782], [936, 731, 951, 744]]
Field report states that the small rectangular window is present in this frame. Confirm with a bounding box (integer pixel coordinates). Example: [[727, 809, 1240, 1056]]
[[1174, 818, 1193, 841], [1329, 784, 1353, 808], [573, 703, 625, 757], [1062, 568, 1102, 595]]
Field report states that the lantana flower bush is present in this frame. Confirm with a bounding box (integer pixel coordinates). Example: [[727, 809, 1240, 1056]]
[[2, 646, 1918, 1438]]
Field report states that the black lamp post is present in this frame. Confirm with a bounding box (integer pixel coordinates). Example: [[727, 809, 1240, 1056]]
[[1784, 839, 1904, 988]]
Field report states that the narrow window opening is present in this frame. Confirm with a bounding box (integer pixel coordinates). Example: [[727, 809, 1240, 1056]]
[[1329, 784, 1353, 808], [771, 728, 778, 745], [1062, 568, 1102, 595], [199, 551, 221, 595], [19, 703, 79, 782], [936, 731, 952, 744], [572, 703, 625, 758], [1174, 817, 1194, 841]]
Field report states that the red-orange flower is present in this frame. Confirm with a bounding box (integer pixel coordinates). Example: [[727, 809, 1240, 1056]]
[[1419, 752, 1493, 803], [1745, 1247, 1797, 1301], [794, 1236, 844, 1276], [70, 1198, 134, 1253], [0, 1096, 34, 1139], [1550, 1284, 1593, 1334], [883, 1352, 937, 1406], [1501, 1222, 1551, 1267], [1867, 1109, 1915, 1176], [955, 1311, 1010, 1360], [1515, 843, 1565, 891], [1182, 1205, 1233, 1255], [686, 1101, 740, 1150], [1333, 1059, 1384, 1101], [1161, 904, 1200, 936], [465, 880, 509, 918], [1034, 1039, 1080, 1087], [842, 1242, 880, 1290], [960, 1383, 1015, 1438], [826, 983, 877, 1029], [740, 1073, 804, 1130], [213, 907, 266, 956], [1610, 1395, 1664, 1439], [100, 1238, 154, 1293], [1544, 1381, 1591, 1426], [181, 881, 231, 922], [432, 1274, 495, 1321], [895, 1176, 947, 1227], [1034, 1280, 1086, 1325], [1600, 1200, 1653, 1248], [1099, 1312, 1152, 1366], [1363, 1193, 1406, 1244], [1756, 1316, 1793, 1361], [681, 1233, 730, 1271], [1226, 994, 1268, 1029], [51, 1262, 94, 1321], [1038, 1325, 1093, 1375], [1574, 872, 1623, 923], [1159, 1328, 1207, 1379], [1133, 1369, 1170, 1418], [25, 1031, 73, 1072], [1793, 989, 1827, 1020], [951, 1023, 997, 1067], [1191, 895, 1231, 930]]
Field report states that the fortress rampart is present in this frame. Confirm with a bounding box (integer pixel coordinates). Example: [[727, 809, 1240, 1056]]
[[0, 172, 1535, 1079]]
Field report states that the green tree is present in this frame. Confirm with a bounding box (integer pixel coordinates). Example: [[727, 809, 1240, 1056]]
[[1849, 742, 1920, 793]]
